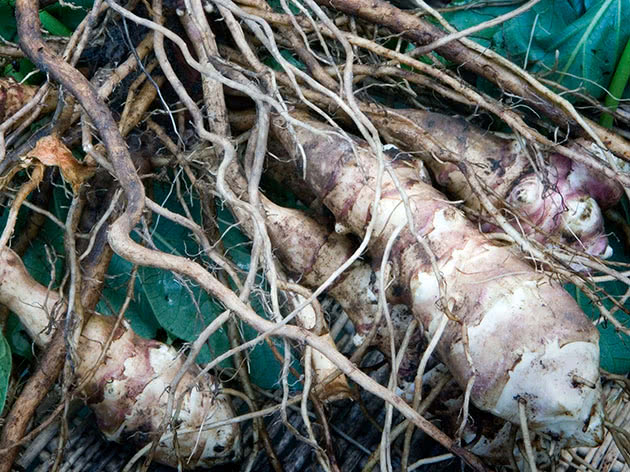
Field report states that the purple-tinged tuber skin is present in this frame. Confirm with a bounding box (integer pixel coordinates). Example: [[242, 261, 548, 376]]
[[550, 140, 625, 210], [0, 248, 240, 469], [263, 186, 423, 366], [223, 154, 424, 380], [236, 145, 541, 465], [495, 165, 611, 258], [271, 113, 604, 447], [222, 157, 420, 391], [364, 108, 612, 259]]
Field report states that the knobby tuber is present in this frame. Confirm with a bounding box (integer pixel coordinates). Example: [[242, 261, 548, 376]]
[[221, 153, 424, 382], [217, 158, 354, 401], [271, 112, 604, 447], [231, 86, 616, 260], [364, 108, 614, 259], [0, 248, 240, 469], [234, 129, 587, 464], [228, 146, 575, 464]]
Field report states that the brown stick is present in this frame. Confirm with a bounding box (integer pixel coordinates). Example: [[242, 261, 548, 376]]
[[0, 329, 65, 472]]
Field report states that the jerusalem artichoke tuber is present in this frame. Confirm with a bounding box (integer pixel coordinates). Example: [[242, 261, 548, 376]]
[[0, 248, 240, 469], [221, 151, 425, 379], [365, 108, 613, 259], [271, 112, 604, 447]]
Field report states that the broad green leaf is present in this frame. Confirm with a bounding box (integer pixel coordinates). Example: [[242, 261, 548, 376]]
[[5, 313, 32, 359], [39, 11, 72, 36], [0, 180, 68, 288], [0, 0, 89, 42], [0, 332, 11, 414], [97, 254, 160, 339], [267, 0, 301, 15], [0, 0, 16, 42], [600, 38, 630, 127], [44, 0, 92, 33], [137, 179, 232, 365], [3, 58, 40, 84], [443, 1, 515, 48], [445, 0, 630, 99], [1, 0, 91, 82], [136, 265, 230, 364], [567, 282, 630, 375], [241, 323, 289, 390], [566, 220, 630, 374]]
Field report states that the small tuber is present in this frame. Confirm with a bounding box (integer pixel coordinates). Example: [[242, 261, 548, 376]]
[[0, 248, 240, 469]]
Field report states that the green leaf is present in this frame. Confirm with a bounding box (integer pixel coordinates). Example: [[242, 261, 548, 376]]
[[136, 179, 232, 365], [567, 282, 630, 375], [5, 313, 33, 359], [600, 38, 630, 127], [0, 179, 68, 288], [44, 0, 92, 33], [0, 0, 17, 42], [443, 1, 515, 48], [267, 0, 301, 15], [3, 58, 39, 85], [39, 10, 72, 36], [136, 265, 230, 364], [566, 220, 630, 374], [0, 0, 90, 43], [0, 332, 11, 414], [241, 323, 290, 390], [444, 0, 630, 99], [0, 182, 65, 359], [97, 254, 160, 339]]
